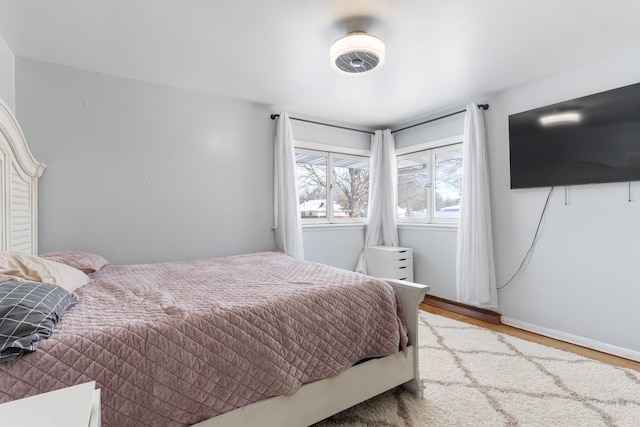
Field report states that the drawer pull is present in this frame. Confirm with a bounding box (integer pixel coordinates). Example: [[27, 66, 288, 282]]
[[399, 266, 407, 269], [400, 277, 408, 280], [398, 250, 407, 253], [398, 258, 407, 261]]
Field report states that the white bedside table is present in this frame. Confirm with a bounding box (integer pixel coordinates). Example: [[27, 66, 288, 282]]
[[364, 245, 414, 281], [0, 381, 101, 427]]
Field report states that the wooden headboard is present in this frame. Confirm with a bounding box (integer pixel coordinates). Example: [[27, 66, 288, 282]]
[[0, 98, 45, 255]]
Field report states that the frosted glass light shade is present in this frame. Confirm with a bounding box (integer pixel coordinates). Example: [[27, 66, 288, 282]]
[[330, 32, 385, 74]]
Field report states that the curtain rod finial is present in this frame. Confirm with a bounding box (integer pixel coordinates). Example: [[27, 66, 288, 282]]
[[270, 114, 279, 120], [478, 104, 489, 110]]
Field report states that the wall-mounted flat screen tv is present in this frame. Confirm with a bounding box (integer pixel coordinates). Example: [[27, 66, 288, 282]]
[[508, 82, 640, 189]]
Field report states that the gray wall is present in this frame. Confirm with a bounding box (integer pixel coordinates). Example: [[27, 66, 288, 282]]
[[0, 33, 14, 111], [486, 49, 640, 354], [398, 226, 457, 300], [16, 59, 275, 264], [291, 117, 371, 151], [394, 112, 464, 150], [303, 226, 365, 271]]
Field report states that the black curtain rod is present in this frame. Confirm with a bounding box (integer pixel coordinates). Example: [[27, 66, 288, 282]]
[[269, 114, 374, 135], [270, 103, 489, 136], [391, 104, 489, 134]]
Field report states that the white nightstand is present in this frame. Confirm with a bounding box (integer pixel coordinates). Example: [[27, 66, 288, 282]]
[[364, 245, 414, 281], [0, 381, 101, 427]]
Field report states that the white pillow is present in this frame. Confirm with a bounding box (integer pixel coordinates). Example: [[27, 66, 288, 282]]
[[0, 251, 90, 293]]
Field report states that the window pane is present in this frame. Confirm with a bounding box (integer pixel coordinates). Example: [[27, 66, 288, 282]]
[[397, 154, 429, 218], [296, 152, 327, 219], [434, 148, 463, 219], [333, 156, 369, 219]]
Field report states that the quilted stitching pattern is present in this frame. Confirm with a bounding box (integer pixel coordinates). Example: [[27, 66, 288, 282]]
[[0, 252, 407, 427]]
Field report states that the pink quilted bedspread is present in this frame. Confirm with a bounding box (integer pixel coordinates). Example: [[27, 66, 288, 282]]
[[0, 251, 407, 426]]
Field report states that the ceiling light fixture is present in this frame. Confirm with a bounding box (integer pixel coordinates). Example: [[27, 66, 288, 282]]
[[330, 32, 385, 74], [539, 111, 582, 126]]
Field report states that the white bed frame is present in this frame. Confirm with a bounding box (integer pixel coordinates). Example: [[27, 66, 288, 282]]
[[0, 96, 430, 427], [0, 98, 45, 255]]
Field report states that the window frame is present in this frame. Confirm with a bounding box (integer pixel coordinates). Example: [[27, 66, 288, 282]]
[[294, 141, 370, 225], [397, 150, 433, 223], [396, 135, 463, 225], [296, 148, 330, 224], [431, 144, 463, 225]]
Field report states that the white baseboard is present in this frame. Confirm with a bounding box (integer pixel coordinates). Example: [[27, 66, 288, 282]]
[[500, 316, 640, 363]]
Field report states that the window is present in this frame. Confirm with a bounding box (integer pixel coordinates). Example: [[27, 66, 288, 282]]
[[397, 152, 430, 219], [296, 149, 369, 223], [397, 144, 462, 223]]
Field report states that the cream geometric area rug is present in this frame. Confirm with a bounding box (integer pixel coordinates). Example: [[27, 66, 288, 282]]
[[314, 311, 640, 427]]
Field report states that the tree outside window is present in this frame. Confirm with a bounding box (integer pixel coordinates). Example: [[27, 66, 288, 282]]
[[434, 147, 462, 219], [397, 144, 462, 223], [296, 150, 369, 222]]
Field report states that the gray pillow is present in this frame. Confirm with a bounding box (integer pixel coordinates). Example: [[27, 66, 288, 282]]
[[0, 281, 78, 362]]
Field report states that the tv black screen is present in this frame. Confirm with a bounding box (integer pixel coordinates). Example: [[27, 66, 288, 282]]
[[508, 82, 640, 189]]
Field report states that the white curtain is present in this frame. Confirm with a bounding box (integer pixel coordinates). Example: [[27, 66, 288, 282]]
[[273, 112, 304, 259], [456, 103, 497, 308], [356, 129, 399, 273]]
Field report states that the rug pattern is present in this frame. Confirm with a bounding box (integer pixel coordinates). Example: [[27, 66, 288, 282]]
[[314, 311, 640, 426]]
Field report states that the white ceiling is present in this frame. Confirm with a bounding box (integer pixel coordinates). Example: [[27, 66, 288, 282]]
[[1, 0, 639, 128]]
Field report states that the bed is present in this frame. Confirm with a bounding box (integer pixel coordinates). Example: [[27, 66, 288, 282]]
[[0, 97, 429, 426]]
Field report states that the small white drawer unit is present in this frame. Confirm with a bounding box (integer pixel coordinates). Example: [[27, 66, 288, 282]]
[[364, 245, 414, 281]]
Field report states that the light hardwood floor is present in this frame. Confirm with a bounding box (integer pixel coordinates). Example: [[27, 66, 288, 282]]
[[420, 303, 640, 372]]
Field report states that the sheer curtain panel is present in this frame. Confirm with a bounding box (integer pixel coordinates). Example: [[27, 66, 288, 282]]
[[456, 103, 497, 308], [274, 113, 304, 259], [356, 129, 399, 273]]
